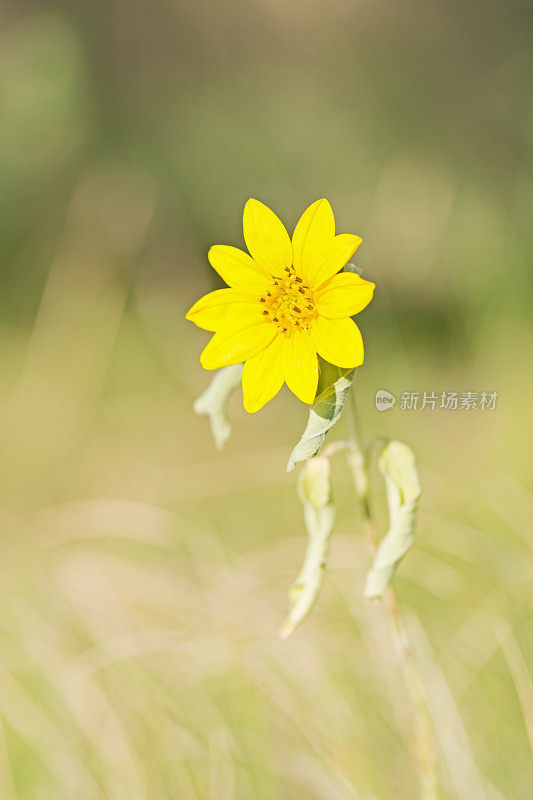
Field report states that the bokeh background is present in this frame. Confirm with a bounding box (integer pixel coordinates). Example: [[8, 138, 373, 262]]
[[0, 0, 532, 798]]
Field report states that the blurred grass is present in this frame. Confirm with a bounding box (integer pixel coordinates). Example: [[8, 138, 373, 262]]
[[0, 1, 532, 798]]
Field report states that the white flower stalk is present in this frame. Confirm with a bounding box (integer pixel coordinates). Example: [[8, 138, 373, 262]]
[[279, 456, 335, 640], [188, 198, 439, 797]]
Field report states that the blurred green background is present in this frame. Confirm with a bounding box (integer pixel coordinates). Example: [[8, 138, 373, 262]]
[[0, 0, 532, 798]]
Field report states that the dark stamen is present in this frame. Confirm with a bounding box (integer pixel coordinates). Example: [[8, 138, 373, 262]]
[[295, 276, 303, 283], [293, 306, 301, 313]]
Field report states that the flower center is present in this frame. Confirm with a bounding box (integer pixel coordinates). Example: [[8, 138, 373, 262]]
[[259, 266, 316, 335]]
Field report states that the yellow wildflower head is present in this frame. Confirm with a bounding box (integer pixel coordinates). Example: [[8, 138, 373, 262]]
[[186, 199, 375, 412]]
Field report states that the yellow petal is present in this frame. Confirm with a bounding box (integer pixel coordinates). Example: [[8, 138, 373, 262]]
[[201, 318, 276, 370], [315, 273, 375, 319], [310, 234, 363, 289], [208, 245, 271, 290], [242, 335, 284, 413], [310, 317, 364, 368], [282, 329, 319, 404], [186, 288, 259, 331], [243, 199, 292, 274], [292, 199, 335, 282]]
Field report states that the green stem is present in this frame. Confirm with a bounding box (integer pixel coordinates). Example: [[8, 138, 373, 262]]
[[345, 388, 439, 800]]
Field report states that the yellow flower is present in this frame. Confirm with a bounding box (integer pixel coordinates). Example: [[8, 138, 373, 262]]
[[186, 198, 375, 413]]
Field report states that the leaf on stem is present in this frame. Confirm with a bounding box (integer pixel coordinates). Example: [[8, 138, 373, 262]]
[[343, 261, 365, 276], [279, 456, 335, 640], [365, 440, 421, 599], [287, 361, 355, 472], [193, 364, 243, 449]]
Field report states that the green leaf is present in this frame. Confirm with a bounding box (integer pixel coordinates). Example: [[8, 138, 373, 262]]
[[193, 365, 243, 449], [287, 361, 356, 472], [364, 440, 421, 599], [279, 456, 335, 639]]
